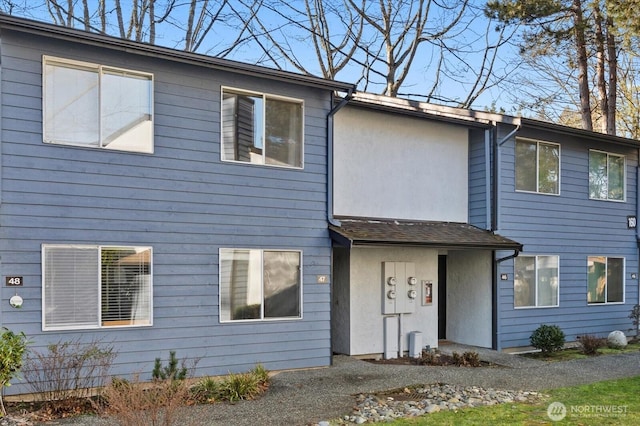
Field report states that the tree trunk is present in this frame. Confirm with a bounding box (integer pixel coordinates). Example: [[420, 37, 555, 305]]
[[594, 3, 608, 134], [572, 0, 593, 131], [606, 15, 617, 135]]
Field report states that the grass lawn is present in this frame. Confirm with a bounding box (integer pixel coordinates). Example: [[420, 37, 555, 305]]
[[383, 376, 640, 425], [522, 342, 640, 362]]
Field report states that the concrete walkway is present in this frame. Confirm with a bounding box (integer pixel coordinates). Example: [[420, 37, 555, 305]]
[[52, 348, 640, 426]]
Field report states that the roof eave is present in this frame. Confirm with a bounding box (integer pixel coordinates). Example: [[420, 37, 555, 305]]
[[0, 13, 355, 92], [517, 117, 640, 148]]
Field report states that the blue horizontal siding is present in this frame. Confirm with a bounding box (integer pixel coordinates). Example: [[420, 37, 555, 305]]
[[0, 29, 335, 393], [496, 124, 639, 349]]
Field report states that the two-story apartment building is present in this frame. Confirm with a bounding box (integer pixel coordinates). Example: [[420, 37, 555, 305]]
[[0, 14, 353, 394], [330, 93, 639, 356], [1, 12, 638, 396]]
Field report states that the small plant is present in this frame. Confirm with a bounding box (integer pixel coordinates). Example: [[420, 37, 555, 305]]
[[153, 351, 188, 381], [190, 376, 221, 403], [250, 364, 269, 383], [0, 328, 29, 416], [629, 304, 640, 340], [451, 351, 481, 367], [216, 372, 260, 402], [530, 324, 565, 354], [577, 334, 605, 356], [190, 364, 270, 404], [418, 348, 441, 365], [23, 337, 115, 414], [462, 351, 481, 367], [98, 374, 191, 426]]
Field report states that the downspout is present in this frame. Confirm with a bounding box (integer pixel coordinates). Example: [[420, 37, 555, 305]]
[[484, 128, 491, 230], [327, 88, 355, 227], [326, 88, 354, 365], [636, 158, 640, 307], [492, 122, 521, 351]]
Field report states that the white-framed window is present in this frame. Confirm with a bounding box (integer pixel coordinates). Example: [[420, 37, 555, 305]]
[[43, 56, 154, 153], [514, 255, 559, 308], [515, 138, 560, 194], [587, 256, 624, 304], [589, 150, 625, 201], [42, 245, 152, 330], [221, 87, 303, 168], [219, 248, 302, 322]]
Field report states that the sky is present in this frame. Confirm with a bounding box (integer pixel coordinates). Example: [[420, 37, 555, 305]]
[[5, 0, 523, 113]]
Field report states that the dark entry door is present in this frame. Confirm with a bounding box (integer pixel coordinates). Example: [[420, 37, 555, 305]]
[[438, 255, 447, 339]]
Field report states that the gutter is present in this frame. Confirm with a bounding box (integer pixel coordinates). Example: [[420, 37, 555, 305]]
[[327, 88, 355, 227]]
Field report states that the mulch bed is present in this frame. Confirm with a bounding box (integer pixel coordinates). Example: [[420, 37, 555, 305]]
[[364, 351, 494, 367]]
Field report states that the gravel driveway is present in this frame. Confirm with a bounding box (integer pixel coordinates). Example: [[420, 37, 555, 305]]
[[36, 344, 640, 426]]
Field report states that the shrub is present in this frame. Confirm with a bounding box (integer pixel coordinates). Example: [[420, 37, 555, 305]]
[[153, 351, 188, 381], [629, 304, 640, 340], [98, 374, 191, 426], [451, 351, 481, 367], [0, 328, 29, 415], [23, 337, 116, 413], [418, 349, 441, 365], [190, 377, 221, 403], [190, 364, 270, 404], [577, 334, 605, 356], [530, 324, 565, 354]]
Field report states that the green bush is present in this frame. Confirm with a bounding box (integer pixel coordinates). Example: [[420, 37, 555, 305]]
[[152, 351, 188, 381], [0, 328, 29, 415], [530, 324, 565, 354], [190, 364, 270, 403]]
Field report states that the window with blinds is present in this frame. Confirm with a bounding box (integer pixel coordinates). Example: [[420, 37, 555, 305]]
[[42, 245, 152, 330]]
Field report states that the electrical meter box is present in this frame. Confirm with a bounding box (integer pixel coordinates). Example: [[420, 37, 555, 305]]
[[382, 261, 417, 314]]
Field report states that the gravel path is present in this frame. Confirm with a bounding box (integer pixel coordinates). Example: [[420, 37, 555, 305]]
[[29, 344, 640, 425]]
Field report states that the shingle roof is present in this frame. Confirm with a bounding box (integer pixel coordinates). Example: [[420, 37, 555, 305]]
[[329, 218, 522, 250]]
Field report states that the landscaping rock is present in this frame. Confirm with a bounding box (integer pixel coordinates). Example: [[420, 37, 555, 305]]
[[607, 330, 628, 348], [343, 384, 546, 423]]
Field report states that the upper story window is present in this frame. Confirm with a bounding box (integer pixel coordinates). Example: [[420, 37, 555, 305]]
[[43, 245, 152, 330], [589, 150, 625, 201], [515, 138, 560, 195], [587, 256, 624, 304], [221, 88, 303, 168], [43, 56, 153, 154], [514, 255, 559, 308], [219, 248, 302, 322]]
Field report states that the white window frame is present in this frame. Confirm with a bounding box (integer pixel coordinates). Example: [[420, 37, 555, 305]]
[[588, 150, 626, 202], [515, 138, 561, 195], [43, 55, 154, 153], [220, 87, 304, 169], [219, 248, 303, 323], [514, 255, 560, 309], [587, 256, 625, 305], [42, 244, 153, 331]]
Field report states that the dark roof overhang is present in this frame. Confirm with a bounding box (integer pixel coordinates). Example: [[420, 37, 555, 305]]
[[329, 218, 523, 251], [518, 117, 640, 148]]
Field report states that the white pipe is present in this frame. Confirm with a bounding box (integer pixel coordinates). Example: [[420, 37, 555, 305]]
[[398, 313, 403, 357]]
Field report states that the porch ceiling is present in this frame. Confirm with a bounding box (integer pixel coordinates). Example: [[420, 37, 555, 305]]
[[329, 218, 523, 250]]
